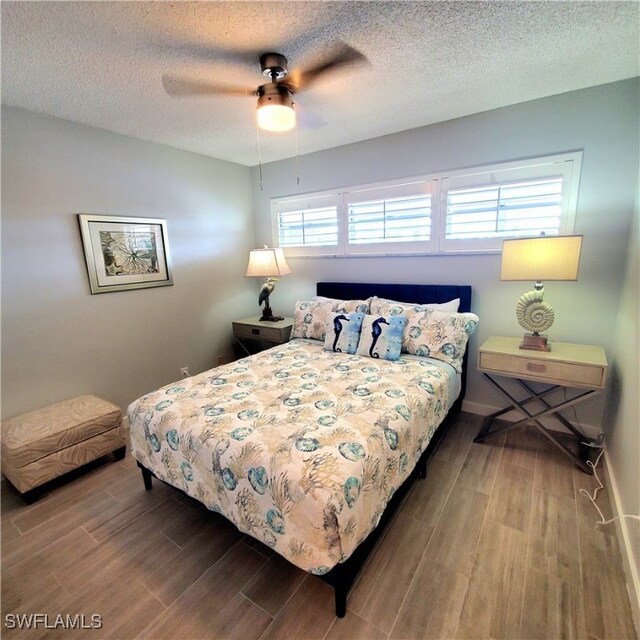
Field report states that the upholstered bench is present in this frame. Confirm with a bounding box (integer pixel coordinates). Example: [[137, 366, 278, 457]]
[[1, 395, 125, 499]]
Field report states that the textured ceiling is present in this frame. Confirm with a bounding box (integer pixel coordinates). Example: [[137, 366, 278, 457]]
[[2, 1, 638, 167]]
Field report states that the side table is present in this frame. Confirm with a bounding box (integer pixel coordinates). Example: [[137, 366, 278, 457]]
[[475, 335, 608, 473], [232, 316, 293, 357]]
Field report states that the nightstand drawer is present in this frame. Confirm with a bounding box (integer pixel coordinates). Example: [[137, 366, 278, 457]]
[[233, 323, 287, 342], [479, 351, 606, 388]]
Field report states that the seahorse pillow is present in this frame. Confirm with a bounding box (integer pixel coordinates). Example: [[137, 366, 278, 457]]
[[402, 309, 480, 372], [292, 299, 338, 341], [356, 314, 407, 361], [323, 312, 365, 354]]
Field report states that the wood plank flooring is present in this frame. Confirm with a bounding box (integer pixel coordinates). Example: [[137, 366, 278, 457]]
[[1, 412, 636, 639]]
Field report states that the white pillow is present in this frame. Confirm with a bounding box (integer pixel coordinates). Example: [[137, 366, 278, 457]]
[[369, 296, 460, 315]]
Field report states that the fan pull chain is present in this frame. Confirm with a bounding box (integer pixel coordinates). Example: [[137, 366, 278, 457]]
[[255, 118, 264, 191], [294, 104, 300, 186]]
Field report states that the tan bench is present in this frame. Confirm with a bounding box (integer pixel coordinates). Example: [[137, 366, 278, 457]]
[[1, 395, 125, 499]]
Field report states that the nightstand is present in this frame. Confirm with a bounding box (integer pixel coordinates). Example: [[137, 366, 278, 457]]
[[475, 335, 608, 473], [232, 316, 293, 356]]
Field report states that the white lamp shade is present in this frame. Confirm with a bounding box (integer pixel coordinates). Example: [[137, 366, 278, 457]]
[[245, 247, 292, 277], [501, 235, 583, 281]]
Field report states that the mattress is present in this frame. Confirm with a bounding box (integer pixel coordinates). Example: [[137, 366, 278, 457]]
[[129, 339, 454, 573]]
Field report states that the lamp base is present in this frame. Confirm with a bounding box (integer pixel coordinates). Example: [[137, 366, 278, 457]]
[[519, 333, 551, 352], [259, 305, 284, 323]]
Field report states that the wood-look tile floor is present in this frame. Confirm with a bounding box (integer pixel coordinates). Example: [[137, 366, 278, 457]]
[[1, 412, 637, 640]]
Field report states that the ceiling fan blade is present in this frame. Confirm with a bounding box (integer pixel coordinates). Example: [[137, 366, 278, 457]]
[[285, 43, 368, 92], [162, 74, 255, 97]]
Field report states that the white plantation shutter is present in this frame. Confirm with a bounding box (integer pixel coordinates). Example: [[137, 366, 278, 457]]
[[273, 193, 339, 255], [344, 181, 436, 254], [446, 177, 563, 239], [440, 155, 580, 252]]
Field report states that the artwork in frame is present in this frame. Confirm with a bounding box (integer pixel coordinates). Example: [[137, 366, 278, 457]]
[[78, 214, 173, 294]]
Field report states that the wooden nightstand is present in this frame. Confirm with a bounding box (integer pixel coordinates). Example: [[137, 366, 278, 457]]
[[475, 336, 608, 473], [232, 316, 293, 356]]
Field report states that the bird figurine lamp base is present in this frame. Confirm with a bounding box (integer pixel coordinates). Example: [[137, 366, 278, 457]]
[[259, 305, 284, 322]]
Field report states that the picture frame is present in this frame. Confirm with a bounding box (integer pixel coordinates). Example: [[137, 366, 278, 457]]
[[78, 214, 174, 294]]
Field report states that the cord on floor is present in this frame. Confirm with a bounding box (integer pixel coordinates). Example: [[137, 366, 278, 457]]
[[578, 444, 640, 529]]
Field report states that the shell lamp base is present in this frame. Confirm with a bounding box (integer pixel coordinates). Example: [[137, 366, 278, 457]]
[[519, 334, 551, 352]]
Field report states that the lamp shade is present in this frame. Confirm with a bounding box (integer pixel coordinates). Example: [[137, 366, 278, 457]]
[[245, 247, 292, 277], [501, 235, 583, 281]]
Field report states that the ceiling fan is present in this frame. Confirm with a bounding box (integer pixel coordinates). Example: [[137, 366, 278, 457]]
[[161, 43, 368, 132]]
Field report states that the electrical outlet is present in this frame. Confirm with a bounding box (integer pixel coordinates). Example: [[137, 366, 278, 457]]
[[180, 367, 190, 378], [216, 355, 223, 367]]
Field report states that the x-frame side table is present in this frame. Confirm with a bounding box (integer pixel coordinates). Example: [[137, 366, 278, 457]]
[[475, 336, 608, 474]]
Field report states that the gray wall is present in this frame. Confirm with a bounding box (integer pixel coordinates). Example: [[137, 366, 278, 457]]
[[1, 106, 255, 419], [250, 78, 640, 429]]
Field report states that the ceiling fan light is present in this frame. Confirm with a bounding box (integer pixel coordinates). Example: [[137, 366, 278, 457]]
[[257, 104, 296, 132], [257, 86, 296, 132]]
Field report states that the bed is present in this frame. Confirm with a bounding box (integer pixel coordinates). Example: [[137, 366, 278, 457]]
[[129, 282, 475, 617]]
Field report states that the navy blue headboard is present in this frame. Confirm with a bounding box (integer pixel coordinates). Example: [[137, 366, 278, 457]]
[[316, 282, 473, 412], [316, 282, 472, 313]]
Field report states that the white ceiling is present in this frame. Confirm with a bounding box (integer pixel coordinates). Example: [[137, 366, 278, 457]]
[[2, 1, 638, 167]]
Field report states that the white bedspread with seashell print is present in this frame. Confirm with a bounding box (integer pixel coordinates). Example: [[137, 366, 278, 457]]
[[129, 339, 451, 574]]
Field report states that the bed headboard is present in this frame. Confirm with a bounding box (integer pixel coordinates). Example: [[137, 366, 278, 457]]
[[316, 282, 472, 313], [316, 282, 473, 412]]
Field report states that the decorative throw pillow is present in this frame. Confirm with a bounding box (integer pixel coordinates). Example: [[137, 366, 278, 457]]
[[292, 299, 338, 341], [370, 296, 460, 315], [323, 312, 365, 355], [356, 314, 407, 361], [402, 309, 479, 372], [313, 296, 370, 314]]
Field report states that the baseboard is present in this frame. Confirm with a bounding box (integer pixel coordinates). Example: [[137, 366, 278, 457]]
[[462, 399, 602, 439], [603, 451, 640, 635]]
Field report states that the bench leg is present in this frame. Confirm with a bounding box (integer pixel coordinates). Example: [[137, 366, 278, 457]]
[[139, 464, 153, 491], [113, 446, 126, 461], [21, 487, 40, 504]]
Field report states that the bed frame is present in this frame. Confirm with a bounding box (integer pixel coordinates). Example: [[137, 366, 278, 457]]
[[137, 281, 472, 618]]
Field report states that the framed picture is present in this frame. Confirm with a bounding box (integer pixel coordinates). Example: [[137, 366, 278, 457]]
[[78, 214, 174, 294]]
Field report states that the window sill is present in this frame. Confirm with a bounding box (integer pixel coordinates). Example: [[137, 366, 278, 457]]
[[283, 249, 503, 259]]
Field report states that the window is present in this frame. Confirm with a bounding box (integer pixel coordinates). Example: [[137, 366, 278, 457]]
[[344, 181, 436, 254], [272, 152, 581, 256], [273, 192, 339, 256]]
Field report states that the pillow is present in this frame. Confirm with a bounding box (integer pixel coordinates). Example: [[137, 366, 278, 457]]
[[292, 299, 338, 341], [356, 314, 407, 361], [313, 296, 370, 314], [323, 312, 365, 354], [402, 309, 479, 372], [370, 296, 460, 315]]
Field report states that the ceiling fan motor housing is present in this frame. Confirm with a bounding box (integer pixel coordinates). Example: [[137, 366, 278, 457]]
[[260, 53, 288, 80], [257, 82, 294, 109]]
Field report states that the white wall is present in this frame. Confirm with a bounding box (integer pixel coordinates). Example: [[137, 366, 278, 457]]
[[606, 180, 640, 620], [250, 78, 640, 428], [1, 106, 256, 419]]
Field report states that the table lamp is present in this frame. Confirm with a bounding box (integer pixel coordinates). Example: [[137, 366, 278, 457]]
[[501, 235, 583, 351], [245, 246, 292, 322]]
